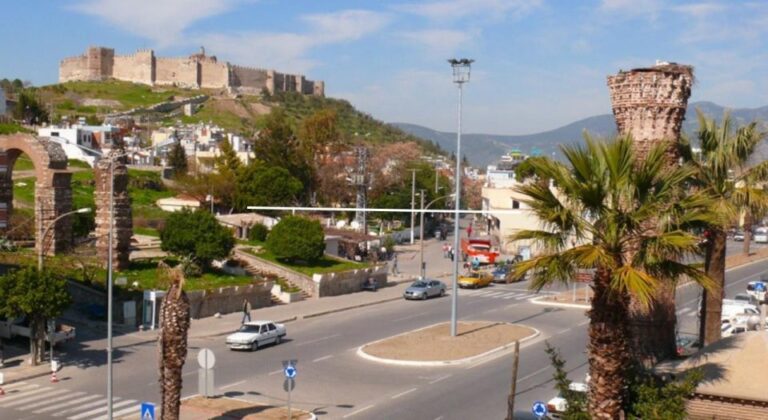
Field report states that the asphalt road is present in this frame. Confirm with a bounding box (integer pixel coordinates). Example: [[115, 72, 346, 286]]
[[0, 238, 764, 420]]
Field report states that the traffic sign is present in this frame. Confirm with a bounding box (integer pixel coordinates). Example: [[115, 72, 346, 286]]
[[284, 364, 297, 379], [283, 378, 296, 392], [532, 400, 547, 418], [755, 282, 766, 292], [141, 402, 156, 420], [197, 348, 216, 369]]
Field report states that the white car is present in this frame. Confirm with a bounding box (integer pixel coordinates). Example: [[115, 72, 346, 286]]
[[547, 382, 588, 417], [746, 281, 767, 301], [226, 321, 286, 351], [754, 227, 768, 243]]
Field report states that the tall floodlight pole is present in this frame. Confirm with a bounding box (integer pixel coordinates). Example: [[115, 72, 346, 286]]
[[448, 58, 473, 337], [409, 169, 418, 244], [421, 193, 455, 280]]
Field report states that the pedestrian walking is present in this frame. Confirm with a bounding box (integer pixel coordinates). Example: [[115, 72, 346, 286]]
[[241, 298, 252, 324], [392, 253, 399, 275], [442, 243, 449, 258], [449, 249, 455, 261]]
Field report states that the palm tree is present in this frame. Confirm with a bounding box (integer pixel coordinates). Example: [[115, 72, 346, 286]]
[[678, 110, 767, 346], [511, 136, 712, 419], [158, 264, 191, 420]]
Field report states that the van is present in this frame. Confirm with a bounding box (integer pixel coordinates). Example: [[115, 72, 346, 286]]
[[721, 302, 760, 322], [754, 227, 768, 243]]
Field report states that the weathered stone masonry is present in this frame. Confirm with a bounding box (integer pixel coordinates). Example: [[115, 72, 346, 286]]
[[60, 46, 325, 97], [94, 152, 133, 270]]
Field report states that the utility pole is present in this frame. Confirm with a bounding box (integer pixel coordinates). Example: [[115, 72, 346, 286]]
[[409, 169, 418, 244], [419, 190, 425, 278], [506, 340, 520, 420]]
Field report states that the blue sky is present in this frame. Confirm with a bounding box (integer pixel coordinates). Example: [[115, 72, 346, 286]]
[[2, 0, 767, 134]]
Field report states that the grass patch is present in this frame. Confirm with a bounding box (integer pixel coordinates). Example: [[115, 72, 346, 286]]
[[48, 80, 195, 109], [0, 123, 32, 135], [113, 258, 258, 291], [275, 278, 302, 293], [68, 159, 92, 169], [243, 242, 368, 276], [133, 226, 160, 237]]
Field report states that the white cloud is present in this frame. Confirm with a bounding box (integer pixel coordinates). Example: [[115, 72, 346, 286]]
[[196, 10, 390, 73], [672, 3, 725, 17], [398, 29, 475, 56], [396, 0, 542, 21], [599, 0, 663, 18], [70, 0, 243, 47]]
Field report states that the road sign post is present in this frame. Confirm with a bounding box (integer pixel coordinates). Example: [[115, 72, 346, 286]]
[[282, 360, 298, 419], [140, 402, 156, 420], [197, 348, 216, 398], [532, 400, 547, 418]]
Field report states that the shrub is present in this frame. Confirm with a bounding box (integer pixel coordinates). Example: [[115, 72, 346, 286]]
[[266, 216, 325, 263], [248, 223, 269, 242], [160, 209, 234, 267]]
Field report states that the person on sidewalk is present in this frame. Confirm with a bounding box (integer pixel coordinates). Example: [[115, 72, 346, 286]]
[[391, 253, 399, 275], [241, 299, 252, 324], [442, 243, 449, 258]]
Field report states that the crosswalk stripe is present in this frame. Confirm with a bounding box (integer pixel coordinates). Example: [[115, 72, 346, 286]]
[[501, 292, 522, 299], [1, 383, 38, 394], [0, 385, 46, 404], [68, 398, 135, 419], [16, 391, 87, 411], [52, 397, 107, 417], [1, 388, 69, 407], [483, 292, 506, 297], [676, 307, 693, 316], [34, 394, 102, 414], [515, 293, 537, 300], [1, 381, 28, 390], [473, 290, 496, 296], [94, 403, 141, 420]]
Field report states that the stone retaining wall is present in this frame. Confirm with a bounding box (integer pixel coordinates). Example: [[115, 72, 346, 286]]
[[235, 249, 318, 297], [314, 265, 388, 297], [187, 282, 272, 319]]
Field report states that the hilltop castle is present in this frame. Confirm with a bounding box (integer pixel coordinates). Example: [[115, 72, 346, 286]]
[[60, 46, 324, 96]]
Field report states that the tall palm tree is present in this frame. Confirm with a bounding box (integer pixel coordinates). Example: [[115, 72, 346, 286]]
[[511, 136, 713, 419], [678, 110, 768, 346], [158, 264, 191, 420]]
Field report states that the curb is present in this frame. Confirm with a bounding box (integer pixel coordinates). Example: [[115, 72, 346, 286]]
[[530, 296, 590, 310], [182, 395, 317, 420], [356, 322, 540, 367], [3, 367, 56, 385]]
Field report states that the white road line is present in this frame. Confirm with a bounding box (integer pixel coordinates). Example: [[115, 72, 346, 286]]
[[391, 313, 427, 322], [312, 355, 334, 363], [220, 380, 246, 390], [268, 369, 283, 376], [0, 387, 66, 406], [502, 293, 522, 299], [556, 328, 570, 335], [578, 319, 590, 326], [34, 394, 102, 414], [429, 374, 452, 384], [483, 292, 506, 297], [52, 398, 107, 417], [68, 398, 135, 419], [16, 391, 87, 411], [390, 387, 418, 399], [517, 366, 551, 382], [343, 404, 375, 418], [296, 334, 341, 346], [93, 403, 141, 420], [676, 307, 694, 316], [1, 381, 29, 390], [515, 293, 538, 300], [0, 383, 39, 394]]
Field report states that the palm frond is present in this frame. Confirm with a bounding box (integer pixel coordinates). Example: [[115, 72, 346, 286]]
[[610, 266, 658, 308]]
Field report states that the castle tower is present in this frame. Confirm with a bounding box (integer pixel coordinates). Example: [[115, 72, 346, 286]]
[[94, 153, 133, 270], [607, 63, 693, 160], [86, 46, 115, 81]]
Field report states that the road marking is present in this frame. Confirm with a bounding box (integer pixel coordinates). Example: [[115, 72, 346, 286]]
[[517, 366, 551, 382], [220, 380, 246, 390], [0, 383, 39, 394], [578, 319, 590, 326], [435, 417, 444, 420], [34, 394, 102, 414], [429, 374, 452, 384], [93, 402, 140, 420], [296, 333, 341, 346], [15, 391, 87, 411], [515, 293, 538, 300], [268, 369, 283, 376], [676, 307, 694, 316], [51, 398, 107, 417], [0, 387, 67, 406], [502, 293, 522, 299], [392, 313, 427, 322], [68, 398, 135, 419], [556, 328, 570, 335], [342, 404, 375, 418], [483, 292, 506, 297], [313, 354, 334, 363], [390, 387, 418, 399]]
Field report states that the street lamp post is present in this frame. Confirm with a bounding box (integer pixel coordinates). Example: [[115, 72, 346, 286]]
[[448, 58, 473, 337], [409, 169, 418, 244], [37, 207, 91, 367], [420, 192, 455, 279]]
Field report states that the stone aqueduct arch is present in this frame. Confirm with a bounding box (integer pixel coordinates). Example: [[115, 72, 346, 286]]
[[0, 134, 132, 268]]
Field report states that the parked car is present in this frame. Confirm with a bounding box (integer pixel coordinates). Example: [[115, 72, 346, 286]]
[[491, 265, 509, 283], [458, 271, 493, 288], [0, 317, 76, 344], [675, 334, 700, 358], [226, 321, 286, 351], [733, 231, 745, 241], [746, 280, 767, 301], [403, 279, 446, 300], [547, 381, 588, 417], [754, 227, 768, 243], [734, 292, 759, 305]]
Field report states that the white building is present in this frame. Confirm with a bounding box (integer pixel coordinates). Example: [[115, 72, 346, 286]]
[[37, 122, 114, 167]]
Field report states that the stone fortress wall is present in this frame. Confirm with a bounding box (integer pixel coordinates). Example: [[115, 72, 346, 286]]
[[60, 46, 324, 96]]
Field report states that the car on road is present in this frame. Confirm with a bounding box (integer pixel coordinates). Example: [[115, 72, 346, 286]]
[[403, 279, 446, 300], [547, 381, 588, 417], [746, 280, 767, 301], [734, 292, 759, 305], [491, 265, 509, 283], [675, 334, 700, 358], [754, 227, 768, 243], [226, 321, 286, 351], [458, 271, 493, 288], [733, 231, 745, 241]]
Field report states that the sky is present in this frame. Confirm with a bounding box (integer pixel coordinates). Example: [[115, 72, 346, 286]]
[[1, 0, 767, 135]]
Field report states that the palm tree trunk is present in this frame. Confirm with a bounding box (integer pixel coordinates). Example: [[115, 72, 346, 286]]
[[699, 229, 725, 346], [587, 267, 630, 419], [743, 212, 752, 256], [626, 281, 677, 366], [158, 274, 190, 420]]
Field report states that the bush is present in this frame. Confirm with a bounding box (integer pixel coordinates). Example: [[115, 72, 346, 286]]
[[266, 216, 325, 263], [160, 209, 234, 267], [248, 223, 269, 242]]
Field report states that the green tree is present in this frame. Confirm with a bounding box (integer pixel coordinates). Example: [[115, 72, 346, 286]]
[[253, 110, 312, 201], [627, 369, 702, 419], [0, 267, 72, 365], [545, 342, 589, 420], [235, 164, 303, 211], [167, 141, 188, 176], [160, 209, 234, 269], [266, 216, 325, 263], [510, 136, 713, 418], [678, 110, 768, 346], [215, 138, 241, 175], [248, 223, 269, 242], [13, 91, 48, 125]]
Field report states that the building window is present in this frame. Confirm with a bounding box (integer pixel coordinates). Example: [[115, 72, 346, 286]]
[[512, 200, 520, 209]]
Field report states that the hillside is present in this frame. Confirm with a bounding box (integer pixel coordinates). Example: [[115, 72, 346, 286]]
[[33, 80, 442, 154], [394, 102, 768, 167]]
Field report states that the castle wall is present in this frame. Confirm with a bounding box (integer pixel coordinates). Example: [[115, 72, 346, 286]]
[[230, 65, 269, 93], [199, 59, 229, 89], [155, 57, 199, 88], [59, 56, 90, 82], [112, 50, 155, 85]]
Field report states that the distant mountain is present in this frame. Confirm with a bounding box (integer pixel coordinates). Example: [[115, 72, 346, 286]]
[[393, 101, 768, 167]]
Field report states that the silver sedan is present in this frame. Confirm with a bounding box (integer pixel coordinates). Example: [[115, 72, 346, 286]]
[[403, 279, 446, 300]]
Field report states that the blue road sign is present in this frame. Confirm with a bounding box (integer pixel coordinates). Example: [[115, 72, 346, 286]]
[[532, 400, 548, 417], [141, 402, 156, 420], [284, 364, 297, 379], [756, 282, 766, 292]]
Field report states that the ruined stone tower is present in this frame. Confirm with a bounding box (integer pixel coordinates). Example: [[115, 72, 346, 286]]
[[607, 63, 694, 364], [607, 63, 693, 160], [94, 153, 133, 270]]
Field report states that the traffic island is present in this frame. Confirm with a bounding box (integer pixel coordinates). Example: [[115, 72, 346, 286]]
[[357, 321, 538, 366], [531, 287, 591, 309], [179, 396, 315, 419]]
